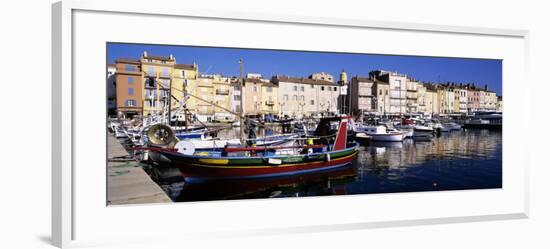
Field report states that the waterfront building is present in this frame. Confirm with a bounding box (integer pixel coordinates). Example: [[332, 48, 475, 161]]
[[311, 72, 340, 115], [317, 81, 340, 115], [114, 58, 142, 119], [370, 70, 407, 114], [486, 91, 498, 111], [425, 87, 439, 115], [478, 88, 487, 111], [453, 86, 468, 114], [172, 63, 198, 112], [261, 81, 279, 116], [230, 80, 243, 113], [373, 80, 390, 115], [438, 86, 455, 114], [107, 64, 116, 115], [273, 75, 338, 117], [416, 83, 427, 114], [194, 76, 216, 121], [373, 79, 390, 114], [211, 75, 232, 116], [497, 96, 503, 112], [350, 76, 375, 115], [467, 85, 481, 113], [140, 52, 175, 117], [405, 78, 419, 113], [244, 77, 268, 115]]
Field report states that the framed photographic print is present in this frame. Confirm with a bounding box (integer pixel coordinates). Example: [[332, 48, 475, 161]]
[[52, 0, 529, 248]]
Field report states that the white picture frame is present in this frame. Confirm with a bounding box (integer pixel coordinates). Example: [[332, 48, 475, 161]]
[[52, 0, 530, 248]]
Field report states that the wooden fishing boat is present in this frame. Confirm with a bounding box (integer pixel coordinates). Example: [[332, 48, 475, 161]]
[[150, 116, 360, 183]]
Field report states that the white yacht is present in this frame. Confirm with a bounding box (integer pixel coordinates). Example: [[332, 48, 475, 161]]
[[358, 125, 405, 142]]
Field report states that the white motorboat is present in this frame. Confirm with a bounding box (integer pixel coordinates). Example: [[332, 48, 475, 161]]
[[433, 123, 451, 132], [391, 127, 414, 138], [354, 132, 372, 145], [360, 125, 405, 142], [413, 123, 434, 140], [445, 122, 462, 131]]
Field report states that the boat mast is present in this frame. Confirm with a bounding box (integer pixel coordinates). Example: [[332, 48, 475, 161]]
[[239, 59, 245, 144], [156, 72, 160, 122]]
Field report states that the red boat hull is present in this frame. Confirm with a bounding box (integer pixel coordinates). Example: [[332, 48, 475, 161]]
[[169, 151, 358, 183]]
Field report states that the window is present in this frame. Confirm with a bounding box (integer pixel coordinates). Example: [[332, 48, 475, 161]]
[[334, 87, 337, 91], [293, 86, 298, 91], [293, 95, 297, 101], [128, 88, 134, 95], [267, 86, 272, 92], [301, 96, 305, 101], [310, 84, 314, 88], [379, 89, 382, 95], [300, 86, 304, 91], [128, 77, 134, 84], [253, 86, 257, 92], [321, 86, 325, 91], [162, 68, 169, 77], [234, 85, 241, 91], [148, 68, 154, 76], [125, 99, 136, 107], [234, 95, 241, 101], [125, 65, 134, 71], [283, 95, 288, 101], [310, 100, 314, 105], [386, 90, 389, 95]]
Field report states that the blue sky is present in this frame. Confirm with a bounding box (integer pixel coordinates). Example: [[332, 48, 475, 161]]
[[107, 43, 502, 95]]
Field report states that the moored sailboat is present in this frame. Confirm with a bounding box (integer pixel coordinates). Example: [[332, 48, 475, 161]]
[[144, 116, 359, 183]]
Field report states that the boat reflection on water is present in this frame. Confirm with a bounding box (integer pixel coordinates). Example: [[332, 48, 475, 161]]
[[157, 164, 357, 202]]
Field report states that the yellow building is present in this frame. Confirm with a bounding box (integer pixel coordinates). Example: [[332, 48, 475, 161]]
[[244, 77, 265, 115], [139, 51, 175, 117], [211, 75, 232, 115], [425, 89, 439, 114], [172, 63, 199, 114], [260, 82, 279, 115], [486, 91, 498, 111], [194, 76, 216, 121], [438, 88, 454, 114]]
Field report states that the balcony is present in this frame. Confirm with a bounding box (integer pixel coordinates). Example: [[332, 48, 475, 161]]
[[265, 100, 275, 105], [216, 89, 230, 95]]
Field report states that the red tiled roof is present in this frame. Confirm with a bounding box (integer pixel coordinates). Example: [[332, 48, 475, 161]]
[[115, 58, 140, 64]]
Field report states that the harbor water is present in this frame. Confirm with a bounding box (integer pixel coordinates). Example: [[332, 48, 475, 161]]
[[153, 128, 502, 202]]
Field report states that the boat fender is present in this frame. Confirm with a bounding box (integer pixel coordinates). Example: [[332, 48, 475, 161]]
[[326, 153, 331, 162]]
